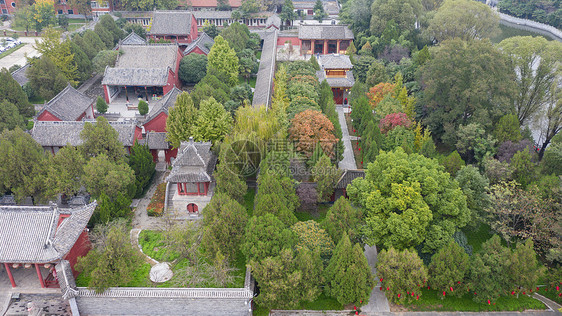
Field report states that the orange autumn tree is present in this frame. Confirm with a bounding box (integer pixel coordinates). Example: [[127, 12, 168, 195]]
[[289, 109, 338, 158], [367, 82, 396, 109]]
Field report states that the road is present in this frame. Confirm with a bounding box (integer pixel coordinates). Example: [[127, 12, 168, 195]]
[[337, 105, 357, 170], [0, 36, 42, 70]]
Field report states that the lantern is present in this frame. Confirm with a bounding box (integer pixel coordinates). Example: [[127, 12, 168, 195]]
[[450, 287, 454, 292], [443, 291, 446, 296], [416, 295, 419, 300], [398, 293, 401, 298], [487, 299, 490, 305]]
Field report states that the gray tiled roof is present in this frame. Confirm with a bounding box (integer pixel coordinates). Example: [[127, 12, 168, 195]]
[[252, 30, 278, 107], [318, 54, 353, 69], [75, 287, 252, 316], [31, 120, 138, 147], [166, 140, 217, 183], [266, 14, 281, 29], [102, 45, 178, 86], [150, 11, 193, 36], [183, 32, 215, 56], [56, 260, 78, 300], [121, 31, 147, 45], [145, 87, 182, 122], [0, 202, 96, 263], [335, 169, 365, 189], [317, 70, 355, 88], [193, 10, 233, 19], [37, 84, 94, 121], [11, 63, 30, 86], [146, 131, 170, 150], [298, 24, 354, 40]]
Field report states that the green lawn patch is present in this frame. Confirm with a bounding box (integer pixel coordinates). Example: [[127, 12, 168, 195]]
[[243, 189, 255, 217], [28, 95, 45, 104], [0, 44, 25, 60], [256, 51, 262, 59], [490, 24, 552, 44], [295, 204, 330, 223], [407, 287, 546, 311], [138, 230, 181, 262], [75, 262, 152, 288]]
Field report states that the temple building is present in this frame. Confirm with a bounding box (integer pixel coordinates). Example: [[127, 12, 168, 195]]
[[148, 11, 199, 45], [298, 24, 353, 55], [0, 202, 97, 288], [316, 54, 355, 104], [36, 84, 95, 122], [165, 138, 217, 215]]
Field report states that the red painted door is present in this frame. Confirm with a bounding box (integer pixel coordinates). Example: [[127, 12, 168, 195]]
[[332, 88, 343, 104], [187, 203, 198, 213]]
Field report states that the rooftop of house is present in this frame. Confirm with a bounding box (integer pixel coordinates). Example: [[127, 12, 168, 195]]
[[145, 87, 182, 122], [298, 24, 354, 40], [316, 69, 355, 88], [192, 10, 233, 19], [166, 138, 217, 183], [335, 169, 365, 189], [102, 45, 179, 86], [120, 31, 147, 46], [31, 120, 139, 148], [318, 54, 353, 69], [183, 32, 215, 55], [150, 11, 194, 36], [188, 0, 242, 7], [11, 63, 30, 86], [145, 131, 170, 150], [37, 84, 94, 121], [0, 202, 96, 263]]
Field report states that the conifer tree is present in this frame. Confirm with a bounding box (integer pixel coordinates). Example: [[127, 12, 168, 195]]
[[509, 239, 544, 297], [166, 92, 198, 148], [429, 241, 470, 297]]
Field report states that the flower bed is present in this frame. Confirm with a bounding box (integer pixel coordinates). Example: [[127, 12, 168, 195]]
[[147, 183, 166, 216]]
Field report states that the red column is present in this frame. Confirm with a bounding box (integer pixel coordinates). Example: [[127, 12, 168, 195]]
[[323, 40, 328, 55], [4, 263, 16, 288], [35, 264, 45, 288], [337, 40, 341, 54], [311, 39, 315, 54]]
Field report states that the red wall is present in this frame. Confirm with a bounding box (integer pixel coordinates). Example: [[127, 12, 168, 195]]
[[186, 46, 207, 56], [57, 214, 91, 277], [190, 15, 198, 42], [144, 112, 168, 133], [134, 126, 143, 143], [277, 36, 300, 46], [37, 111, 62, 122], [165, 147, 178, 163]]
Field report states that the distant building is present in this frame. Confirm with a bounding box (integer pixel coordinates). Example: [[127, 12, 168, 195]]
[[193, 10, 271, 28], [166, 138, 217, 215], [293, 0, 340, 18], [0, 202, 97, 288], [188, 0, 242, 11], [298, 24, 353, 55], [149, 11, 199, 45], [10, 64, 30, 87], [101, 44, 182, 104], [90, 0, 113, 18], [316, 54, 354, 104], [117, 31, 148, 47], [36, 84, 95, 122], [183, 32, 215, 55], [31, 120, 142, 155]]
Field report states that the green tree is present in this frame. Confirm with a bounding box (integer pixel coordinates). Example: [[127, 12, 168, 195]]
[[353, 56, 376, 83], [0, 127, 47, 202], [96, 96, 108, 114], [207, 35, 239, 86], [94, 23, 114, 49], [78, 31, 106, 60], [468, 235, 511, 303], [366, 60, 388, 87], [243, 214, 297, 262], [429, 241, 470, 297], [455, 165, 490, 222], [376, 247, 427, 304], [510, 149, 536, 188], [179, 53, 207, 84], [509, 239, 544, 296], [93, 192, 132, 224], [280, 0, 296, 26], [0, 101, 25, 132], [30, 0, 56, 32], [219, 22, 250, 53], [99, 14, 124, 44], [128, 141, 155, 198], [214, 158, 247, 202], [239, 0, 261, 17], [75, 220, 143, 293], [499, 36, 562, 126], [57, 15, 69, 31], [203, 21, 219, 39], [138, 100, 148, 115], [326, 233, 374, 305], [45, 145, 85, 199], [323, 197, 364, 244], [69, 40, 93, 83], [14, 6, 34, 33], [201, 193, 248, 260], [494, 114, 522, 143], [190, 74, 231, 108], [166, 92, 198, 148], [370, 0, 422, 36], [192, 97, 233, 143], [254, 173, 299, 226], [536, 78, 562, 159], [340, 0, 373, 35], [541, 141, 562, 176], [292, 220, 335, 258], [347, 148, 470, 252], [311, 154, 340, 202], [80, 116, 126, 162], [123, 22, 147, 38], [420, 39, 516, 146], [313, 0, 327, 22], [27, 56, 68, 101], [426, 0, 499, 42], [34, 27, 78, 84], [82, 154, 135, 199], [92, 50, 119, 74], [455, 123, 497, 164]]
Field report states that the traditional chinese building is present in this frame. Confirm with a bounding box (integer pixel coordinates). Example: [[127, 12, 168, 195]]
[[10, 64, 30, 87], [316, 54, 354, 104], [149, 11, 199, 45], [297, 24, 353, 55], [117, 31, 148, 48], [0, 202, 97, 288], [188, 0, 242, 11], [101, 44, 182, 104], [31, 120, 142, 155], [165, 138, 217, 215], [183, 32, 215, 56], [36, 84, 95, 122]]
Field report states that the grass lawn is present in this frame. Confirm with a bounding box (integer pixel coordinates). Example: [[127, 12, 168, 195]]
[[0, 44, 25, 60], [490, 24, 552, 44], [243, 189, 256, 217], [28, 95, 46, 104], [256, 51, 262, 59], [407, 287, 546, 311], [75, 262, 152, 288], [295, 203, 330, 223], [138, 230, 181, 262]]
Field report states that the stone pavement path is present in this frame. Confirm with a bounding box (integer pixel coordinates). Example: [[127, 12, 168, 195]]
[[362, 245, 391, 313], [131, 171, 167, 230], [534, 293, 562, 312], [337, 105, 357, 170]]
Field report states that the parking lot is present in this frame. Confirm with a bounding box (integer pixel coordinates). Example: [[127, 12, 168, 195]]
[[0, 36, 42, 70]]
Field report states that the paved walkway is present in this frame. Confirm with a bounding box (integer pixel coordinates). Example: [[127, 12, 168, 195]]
[[362, 245, 391, 313], [534, 293, 562, 312], [0, 36, 42, 70], [252, 29, 278, 108], [131, 171, 168, 230], [337, 105, 357, 170]]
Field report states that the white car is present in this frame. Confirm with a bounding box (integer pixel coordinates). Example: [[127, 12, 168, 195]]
[[6, 38, 21, 45]]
